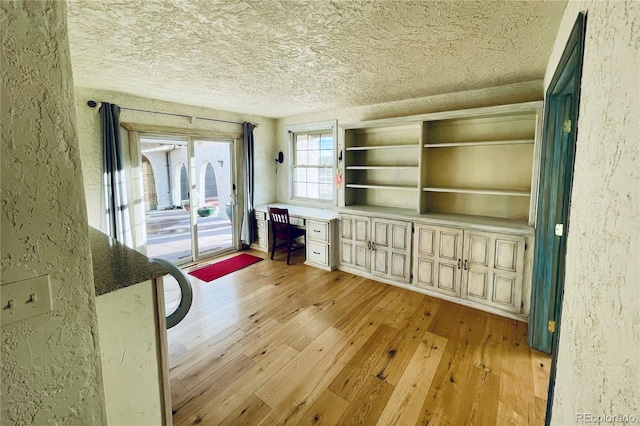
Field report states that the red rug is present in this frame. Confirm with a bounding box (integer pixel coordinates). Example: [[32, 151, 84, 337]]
[[188, 253, 263, 282]]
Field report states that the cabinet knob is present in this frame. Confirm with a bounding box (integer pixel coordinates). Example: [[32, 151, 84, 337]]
[[368, 241, 371, 250], [457, 259, 461, 270], [464, 259, 468, 270]]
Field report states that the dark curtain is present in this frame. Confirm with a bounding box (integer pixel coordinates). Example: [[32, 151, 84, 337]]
[[241, 122, 256, 245], [100, 102, 132, 246]]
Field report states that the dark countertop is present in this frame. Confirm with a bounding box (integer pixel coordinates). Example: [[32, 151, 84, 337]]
[[90, 226, 168, 296]]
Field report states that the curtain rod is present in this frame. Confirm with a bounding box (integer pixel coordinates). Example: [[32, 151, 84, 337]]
[[86, 100, 258, 127]]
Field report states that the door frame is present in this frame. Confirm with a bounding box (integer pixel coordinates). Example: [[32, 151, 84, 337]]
[[188, 136, 238, 262], [526, 11, 586, 425], [126, 125, 242, 264]]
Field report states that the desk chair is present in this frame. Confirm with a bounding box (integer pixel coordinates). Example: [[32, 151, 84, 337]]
[[268, 206, 306, 264]]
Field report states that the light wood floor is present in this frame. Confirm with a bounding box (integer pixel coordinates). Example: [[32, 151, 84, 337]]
[[167, 249, 550, 426]]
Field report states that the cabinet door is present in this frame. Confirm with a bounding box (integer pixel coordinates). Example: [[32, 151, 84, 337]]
[[462, 230, 525, 313], [339, 214, 370, 272], [413, 224, 463, 296], [371, 218, 412, 283]]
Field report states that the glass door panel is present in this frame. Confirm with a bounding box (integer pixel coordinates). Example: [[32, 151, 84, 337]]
[[140, 136, 193, 264], [193, 139, 235, 258]]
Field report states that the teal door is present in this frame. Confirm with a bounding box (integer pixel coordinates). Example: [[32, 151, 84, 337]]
[[529, 13, 586, 355], [526, 12, 587, 426]]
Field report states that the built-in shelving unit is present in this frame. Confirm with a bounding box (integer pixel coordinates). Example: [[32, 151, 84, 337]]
[[343, 123, 422, 211], [341, 102, 543, 226], [338, 102, 542, 321]]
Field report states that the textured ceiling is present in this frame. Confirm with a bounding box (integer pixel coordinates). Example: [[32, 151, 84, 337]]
[[66, 0, 567, 118]]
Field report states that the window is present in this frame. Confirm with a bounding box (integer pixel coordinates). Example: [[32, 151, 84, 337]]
[[288, 121, 337, 204]]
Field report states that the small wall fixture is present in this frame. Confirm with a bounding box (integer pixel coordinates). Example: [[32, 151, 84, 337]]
[[275, 151, 284, 173]]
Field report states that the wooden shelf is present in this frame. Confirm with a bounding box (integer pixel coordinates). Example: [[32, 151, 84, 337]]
[[347, 184, 418, 191], [424, 139, 534, 148], [346, 144, 419, 151], [347, 166, 419, 170], [422, 187, 530, 197], [342, 102, 542, 224]]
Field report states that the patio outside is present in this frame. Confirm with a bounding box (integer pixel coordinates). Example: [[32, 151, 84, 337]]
[[146, 209, 233, 263]]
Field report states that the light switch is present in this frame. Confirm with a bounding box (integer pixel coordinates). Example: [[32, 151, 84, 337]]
[[1, 275, 53, 326]]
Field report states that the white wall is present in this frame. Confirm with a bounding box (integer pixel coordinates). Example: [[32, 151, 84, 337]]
[[96, 281, 162, 426], [0, 1, 107, 424], [545, 2, 640, 424], [74, 87, 277, 250], [275, 81, 544, 205]]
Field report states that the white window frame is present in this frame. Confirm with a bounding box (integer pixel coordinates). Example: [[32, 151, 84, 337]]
[[286, 120, 338, 206]]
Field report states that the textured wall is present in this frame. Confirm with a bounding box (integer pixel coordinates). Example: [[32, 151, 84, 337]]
[[0, 1, 106, 424], [74, 87, 276, 249], [546, 2, 640, 424], [276, 80, 544, 203], [96, 281, 162, 426]]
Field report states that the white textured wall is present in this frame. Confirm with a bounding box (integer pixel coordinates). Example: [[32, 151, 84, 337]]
[[0, 1, 106, 424], [275, 80, 544, 204], [74, 87, 276, 248], [96, 281, 162, 426], [546, 2, 640, 424]]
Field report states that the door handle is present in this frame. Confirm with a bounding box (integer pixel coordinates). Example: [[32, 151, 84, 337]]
[[367, 241, 371, 250], [464, 259, 468, 270], [372, 242, 376, 251], [457, 259, 461, 270]]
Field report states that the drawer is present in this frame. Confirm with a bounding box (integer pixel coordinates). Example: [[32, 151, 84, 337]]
[[290, 216, 305, 227], [256, 218, 266, 229], [255, 211, 266, 221], [307, 241, 328, 266], [257, 228, 268, 249], [307, 220, 328, 242]]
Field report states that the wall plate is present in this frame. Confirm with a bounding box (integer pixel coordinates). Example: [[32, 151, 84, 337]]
[[1, 275, 53, 326]]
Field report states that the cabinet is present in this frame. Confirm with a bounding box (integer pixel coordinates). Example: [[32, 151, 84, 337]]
[[413, 223, 525, 314], [340, 214, 412, 283], [251, 211, 269, 251], [305, 220, 332, 270], [96, 280, 166, 426], [341, 102, 542, 226], [413, 225, 463, 297], [338, 214, 370, 272]]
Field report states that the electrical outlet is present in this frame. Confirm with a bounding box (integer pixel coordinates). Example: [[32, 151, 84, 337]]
[[1, 275, 53, 326]]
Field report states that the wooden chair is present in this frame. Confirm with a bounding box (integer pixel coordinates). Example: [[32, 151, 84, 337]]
[[268, 206, 306, 264]]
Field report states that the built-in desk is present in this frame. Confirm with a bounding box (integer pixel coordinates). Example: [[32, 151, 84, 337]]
[[253, 203, 339, 271]]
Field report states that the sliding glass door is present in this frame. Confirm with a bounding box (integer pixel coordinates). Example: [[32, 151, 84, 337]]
[[192, 139, 235, 258], [140, 134, 236, 264]]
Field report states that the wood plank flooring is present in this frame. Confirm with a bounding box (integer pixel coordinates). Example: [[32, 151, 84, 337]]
[[167, 249, 550, 426]]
